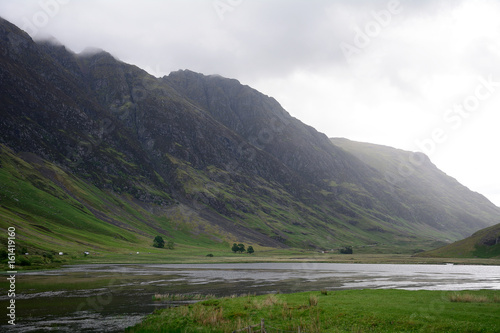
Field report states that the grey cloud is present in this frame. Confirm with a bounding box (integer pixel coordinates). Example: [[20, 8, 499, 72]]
[[0, 0, 462, 81]]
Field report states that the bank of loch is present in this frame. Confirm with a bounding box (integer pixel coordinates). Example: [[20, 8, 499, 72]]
[[127, 289, 500, 333]]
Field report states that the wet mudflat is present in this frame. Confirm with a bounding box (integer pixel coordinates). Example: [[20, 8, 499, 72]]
[[2, 263, 500, 332]]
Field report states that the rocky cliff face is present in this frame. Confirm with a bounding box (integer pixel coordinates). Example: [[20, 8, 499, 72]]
[[1, 17, 498, 252]]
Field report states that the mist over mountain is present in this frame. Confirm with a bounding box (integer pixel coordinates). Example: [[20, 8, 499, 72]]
[[1, 17, 499, 254]]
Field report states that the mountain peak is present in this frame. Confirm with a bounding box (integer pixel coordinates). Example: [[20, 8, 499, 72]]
[[35, 35, 65, 47], [167, 69, 241, 85], [78, 46, 116, 59]]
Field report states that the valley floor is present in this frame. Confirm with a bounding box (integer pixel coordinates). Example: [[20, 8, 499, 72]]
[[58, 250, 500, 267], [6, 250, 500, 271]]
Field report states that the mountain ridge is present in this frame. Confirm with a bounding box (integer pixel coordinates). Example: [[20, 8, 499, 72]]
[[1, 17, 499, 256]]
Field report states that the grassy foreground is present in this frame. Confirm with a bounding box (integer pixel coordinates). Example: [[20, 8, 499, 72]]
[[127, 289, 500, 333]]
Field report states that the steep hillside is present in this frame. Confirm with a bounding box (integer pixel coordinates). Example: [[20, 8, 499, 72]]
[[0, 143, 272, 254], [164, 70, 378, 188], [1, 17, 499, 256], [331, 138, 499, 238]]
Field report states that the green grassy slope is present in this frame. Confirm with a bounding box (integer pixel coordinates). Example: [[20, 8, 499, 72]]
[[0, 140, 457, 264], [0, 143, 436, 258], [418, 223, 500, 258], [0, 144, 231, 261]]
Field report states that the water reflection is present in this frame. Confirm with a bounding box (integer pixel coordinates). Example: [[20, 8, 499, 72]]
[[39, 262, 498, 290]]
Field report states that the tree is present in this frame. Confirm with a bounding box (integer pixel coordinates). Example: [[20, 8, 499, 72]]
[[237, 243, 246, 253], [247, 246, 254, 254], [231, 243, 239, 253], [0, 249, 8, 260], [166, 240, 175, 250], [153, 236, 165, 248], [340, 246, 353, 254]]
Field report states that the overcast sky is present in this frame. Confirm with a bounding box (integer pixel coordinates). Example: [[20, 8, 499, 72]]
[[1, 0, 499, 207]]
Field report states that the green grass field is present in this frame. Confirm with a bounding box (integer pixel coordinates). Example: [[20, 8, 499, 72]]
[[4, 248, 500, 272], [67, 251, 500, 267], [127, 289, 500, 332]]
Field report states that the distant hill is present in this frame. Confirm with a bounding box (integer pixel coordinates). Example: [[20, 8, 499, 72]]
[[1, 17, 499, 256], [416, 223, 500, 258], [331, 138, 499, 239]]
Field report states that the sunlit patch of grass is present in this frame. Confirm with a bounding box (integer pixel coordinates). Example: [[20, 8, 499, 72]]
[[192, 304, 224, 325], [449, 293, 493, 303], [308, 294, 319, 307], [263, 294, 280, 307]]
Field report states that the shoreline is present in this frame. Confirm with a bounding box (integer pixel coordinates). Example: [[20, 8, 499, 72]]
[[128, 289, 500, 332], [3, 252, 500, 273]]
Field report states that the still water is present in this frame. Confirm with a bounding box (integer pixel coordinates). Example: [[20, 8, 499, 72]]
[[3, 263, 500, 332]]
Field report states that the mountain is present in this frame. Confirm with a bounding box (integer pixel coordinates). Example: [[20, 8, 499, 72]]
[[1, 17, 499, 256], [416, 223, 500, 259], [331, 138, 499, 238]]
